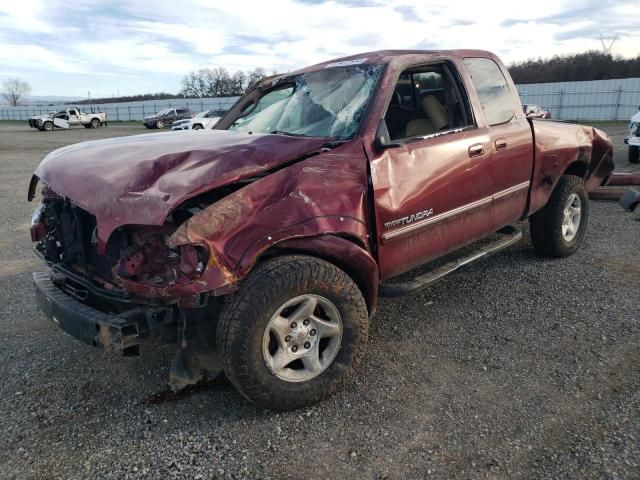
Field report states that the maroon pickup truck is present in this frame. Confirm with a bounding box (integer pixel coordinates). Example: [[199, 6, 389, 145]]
[[29, 50, 613, 410]]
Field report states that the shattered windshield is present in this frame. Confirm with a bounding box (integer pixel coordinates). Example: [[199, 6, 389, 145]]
[[229, 64, 382, 140]]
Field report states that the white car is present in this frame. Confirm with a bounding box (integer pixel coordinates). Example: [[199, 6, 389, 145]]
[[626, 107, 640, 164], [171, 109, 224, 131]]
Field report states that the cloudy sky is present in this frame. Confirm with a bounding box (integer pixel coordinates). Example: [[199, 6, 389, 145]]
[[0, 0, 638, 98]]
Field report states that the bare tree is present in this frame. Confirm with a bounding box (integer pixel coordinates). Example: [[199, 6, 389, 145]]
[[204, 67, 232, 96], [246, 68, 267, 91], [2, 78, 31, 106], [180, 67, 269, 97], [180, 70, 208, 98], [230, 71, 247, 95]]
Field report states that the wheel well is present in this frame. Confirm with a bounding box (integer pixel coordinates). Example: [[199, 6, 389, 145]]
[[252, 236, 379, 315], [563, 161, 589, 179]]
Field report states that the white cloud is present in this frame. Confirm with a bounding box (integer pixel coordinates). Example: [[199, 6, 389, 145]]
[[0, 0, 638, 96]]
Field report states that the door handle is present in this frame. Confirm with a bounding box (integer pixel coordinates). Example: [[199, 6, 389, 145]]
[[495, 138, 507, 151], [468, 143, 485, 158]]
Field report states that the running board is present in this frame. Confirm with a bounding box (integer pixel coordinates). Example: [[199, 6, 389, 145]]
[[379, 225, 522, 297]]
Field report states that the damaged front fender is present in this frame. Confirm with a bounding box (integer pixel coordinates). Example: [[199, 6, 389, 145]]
[[167, 141, 373, 296]]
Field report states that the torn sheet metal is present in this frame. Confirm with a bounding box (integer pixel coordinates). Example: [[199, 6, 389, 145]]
[[168, 141, 372, 288], [33, 130, 330, 252]]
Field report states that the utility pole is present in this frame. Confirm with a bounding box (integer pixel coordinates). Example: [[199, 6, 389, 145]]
[[599, 32, 619, 55]]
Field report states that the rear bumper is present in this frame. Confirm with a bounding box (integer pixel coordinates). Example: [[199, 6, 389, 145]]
[[33, 271, 175, 356]]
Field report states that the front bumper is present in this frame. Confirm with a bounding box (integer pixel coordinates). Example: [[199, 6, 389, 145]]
[[33, 271, 175, 356]]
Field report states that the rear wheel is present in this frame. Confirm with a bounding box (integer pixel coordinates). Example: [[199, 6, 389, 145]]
[[192, 124, 203, 130], [90, 118, 100, 128], [629, 145, 639, 164], [530, 175, 588, 257], [43, 121, 54, 132], [217, 255, 369, 410]]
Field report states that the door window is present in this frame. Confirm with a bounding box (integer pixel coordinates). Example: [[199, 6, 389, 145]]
[[463, 58, 514, 125], [383, 63, 473, 141]]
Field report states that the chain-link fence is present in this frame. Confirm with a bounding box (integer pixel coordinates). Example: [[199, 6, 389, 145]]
[[0, 97, 240, 122]]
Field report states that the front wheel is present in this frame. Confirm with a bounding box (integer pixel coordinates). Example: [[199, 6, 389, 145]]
[[192, 124, 203, 130], [216, 255, 369, 410], [530, 175, 589, 258], [156, 120, 164, 129], [629, 145, 639, 164], [43, 121, 54, 132]]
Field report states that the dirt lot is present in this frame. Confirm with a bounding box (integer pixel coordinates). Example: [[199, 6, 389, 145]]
[[0, 121, 638, 479]]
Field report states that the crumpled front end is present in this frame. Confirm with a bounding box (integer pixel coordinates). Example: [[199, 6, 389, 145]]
[[30, 183, 227, 308], [29, 134, 373, 390]]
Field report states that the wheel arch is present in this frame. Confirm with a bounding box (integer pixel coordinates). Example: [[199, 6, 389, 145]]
[[252, 234, 379, 316], [563, 160, 589, 179]]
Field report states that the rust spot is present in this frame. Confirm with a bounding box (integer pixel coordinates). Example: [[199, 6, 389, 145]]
[[97, 323, 112, 352]]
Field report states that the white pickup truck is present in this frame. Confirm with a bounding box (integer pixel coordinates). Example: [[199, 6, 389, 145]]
[[626, 107, 640, 163], [28, 108, 107, 131]]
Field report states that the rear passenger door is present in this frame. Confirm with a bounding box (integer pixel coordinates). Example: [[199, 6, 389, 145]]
[[462, 57, 533, 229], [165, 109, 177, 124], [177, 109, 191, 119]]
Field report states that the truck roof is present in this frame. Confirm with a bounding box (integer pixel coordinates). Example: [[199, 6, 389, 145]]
[[294, 49, 498, 73]]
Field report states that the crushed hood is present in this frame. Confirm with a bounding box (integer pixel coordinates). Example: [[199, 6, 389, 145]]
[[32, 130, 329, 247]]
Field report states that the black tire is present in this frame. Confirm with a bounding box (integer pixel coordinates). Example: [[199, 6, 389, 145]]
[[216, 255, 369, 410], [192, 124, 203, 130], [90, 118, 100, 128], [156, 120, 164, 129], [530, 175, 589, 258], [43, 121, 54, 132], [629, 146, 640, 164]]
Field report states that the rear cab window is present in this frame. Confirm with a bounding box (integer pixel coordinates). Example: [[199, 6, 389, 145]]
[[462, 57, 514, 126]]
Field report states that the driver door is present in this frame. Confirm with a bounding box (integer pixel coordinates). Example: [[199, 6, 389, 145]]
[[371, 62, 496, 279]]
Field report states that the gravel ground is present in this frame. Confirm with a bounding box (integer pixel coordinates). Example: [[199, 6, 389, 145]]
[[0, 121, 638, 479]]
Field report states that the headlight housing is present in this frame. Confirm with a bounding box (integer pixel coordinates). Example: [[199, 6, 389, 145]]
[[116, 228, 209, 287]]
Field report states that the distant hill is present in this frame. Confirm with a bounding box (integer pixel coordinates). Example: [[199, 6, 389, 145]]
[[76, 93, 184, 105], [509, 51, 640, 84], [16, 95, 84, 106]]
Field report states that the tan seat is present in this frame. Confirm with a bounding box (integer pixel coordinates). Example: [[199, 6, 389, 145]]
[[404, 95, 448, 137]]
